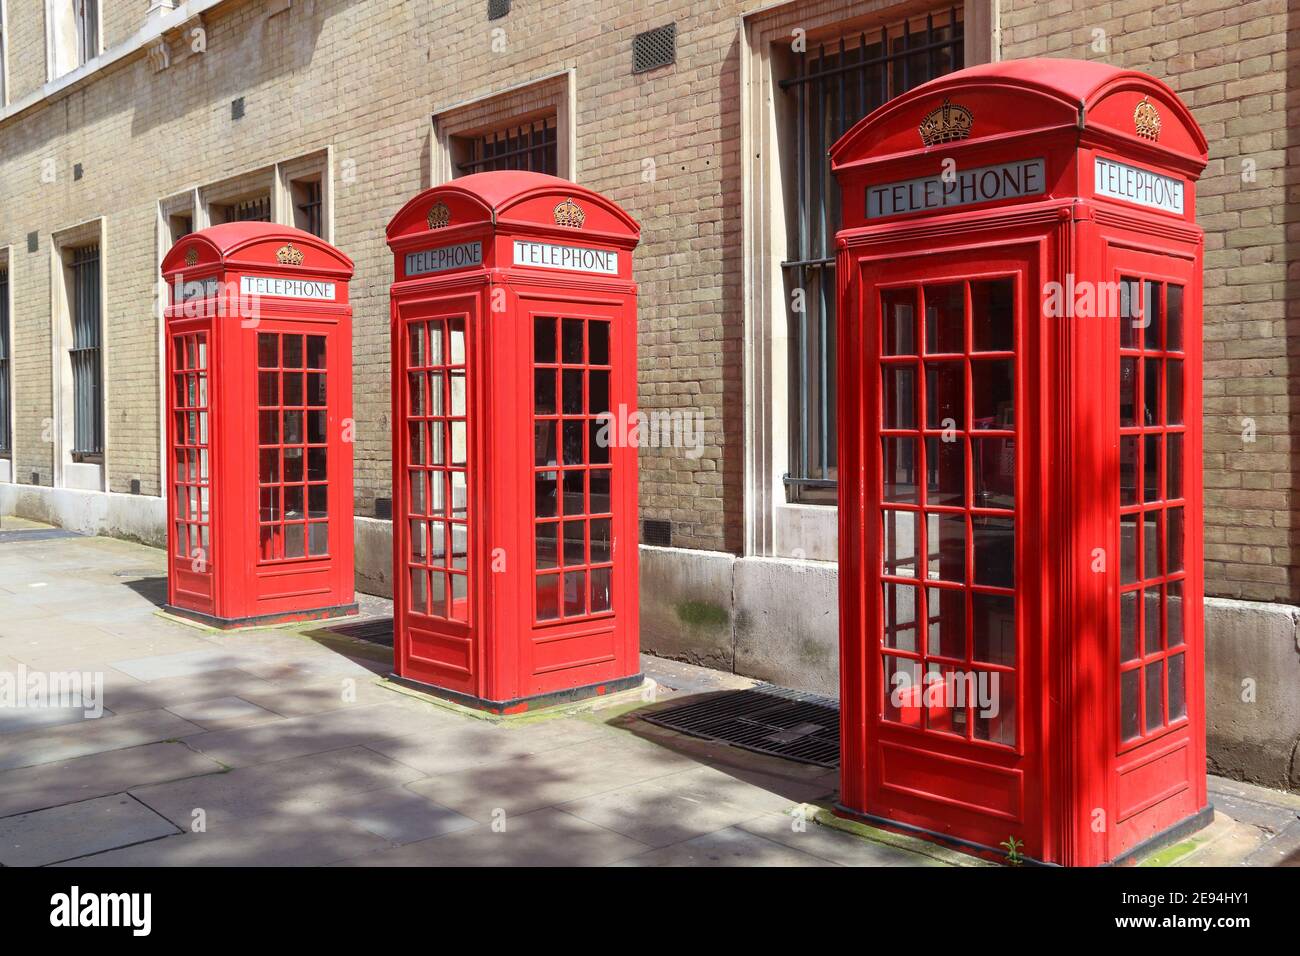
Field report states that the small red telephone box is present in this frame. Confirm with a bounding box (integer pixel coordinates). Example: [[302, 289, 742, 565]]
[[386, 172, 642, 713], [161, 224, 357, 628], [831, 60, 1209, 865]]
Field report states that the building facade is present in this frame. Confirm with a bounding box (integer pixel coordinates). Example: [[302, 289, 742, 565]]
[[0, 0, 1296, 785]]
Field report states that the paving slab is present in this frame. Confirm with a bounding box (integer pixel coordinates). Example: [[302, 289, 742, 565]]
[[165, 696, 280, 729], [322, 785, 477, 844], [0, 793, 180, 866], [0, 741, 223, 818], [56, 810, 391, 866], [0, 708, 202, 771], [614, 823, 836, 867], [0, 705, 113, 735], [100, 667, 281, 715], [737, 809, 949, 866], [558, 776, 772, 848], [130, 745, 426, 828], [335, 806, 652, 867], [109, 649, 259, 682]]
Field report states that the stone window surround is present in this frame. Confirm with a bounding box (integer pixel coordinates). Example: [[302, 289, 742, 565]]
[[739, 0, 998, 562], [0, 244, 12, 479], [429, 69, 576, 186]]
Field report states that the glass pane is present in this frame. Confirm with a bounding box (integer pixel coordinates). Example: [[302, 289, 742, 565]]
[[428, 421, 445, 466], [259, 411, 279, 445], [589, 321, 610, 365], [1168, 653, 1187, 720], [1167, 581, 1185, 647], [924, 662, 960, 736], [1144, 510, 1162, 579], [536, 573, 560, 621], [1121, 668, 1140, 741], [1166, 433, 1183, 500], [973, 516, 1014, 588], [883, 437, 918, 503], [449, 320, 465, 365], [308, 522, 328, 556], [564, 570, 587, 616], [535, 369, 556, 414], [589, 420, 610, 464], [1144, 433, 1161, 502], [1144, 587, 1161, 655], [589, 370, 610, 417], [429, 473, 446, 516], [258, 333, 278, 368], [882, 656, 921, 727], [283, 447, 303, 482], [1120, 590, 1138, 662], [881, 365, 915, 429], [590, 518, 612, 563], [259, 372, 277, 406], [927, 512, 965, 583], [431, 571, 447, 617], [881, 288, 916, 356], [562, 369, 584, 414], [284, 485, 304, 519], [285, 522, 305, 558], [563, 469, 584, 516], [450, 371, 466, 417], [408, 324, 425, 367], [590, 469, 611, 513], [1121, 514, 1138, 584], [409, 568, 427, 615], [1142, 280, 1161, 350], [451, 524, 468, 570], [534, 317, 556, 363], [882, 583, 917, 651], [925, 437, 963, 506], [1166, 360, 1183, 426], [450, 471, 467, 518], [1119, 435, 1138, 506], [974, 672, 1015, 746], [1167, 507, 1184, 573], [283, 335, 304, 368], [925, 361, 963, 430], [882, 510, 917, 577], [924, 283, 964, 354], [283, 410, 302, 444], [1120, 357, 1136, 426], [1144, 357, 1161, 426], [563, 519, 585, 566], [259, 448, 279, 484], [535, 472, 557, 518], [927, 586, 964, 659], [430, 522, 445, 565], [308, 446, 326, 481], [563, 420, 584, 465], [428, 372, 444, 416], [1145, 659, 1164, 732], [972, 592, 1015, 666], [971, 360, 1013, 429], [427, 322, 444, 366], [971, 278, 1014, 352], [308, 372, 326, 406], [283, 372, 303, 407], [972, 436, 1014, 509], [308, 483, 327, 519], [590, 566, 612, 613], [534, 422, 556, 466], [307, 335, 326, 369], [451, 422, 467, 467], [1166, 285, 1184, 352], [562, 319, 584, 363], [308, 410, 326, 445], [1119, 278, 1139, 349]]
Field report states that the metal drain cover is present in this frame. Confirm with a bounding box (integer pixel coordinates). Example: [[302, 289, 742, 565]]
[[326, 617, 394, 647], [642, 684, 840, 768]]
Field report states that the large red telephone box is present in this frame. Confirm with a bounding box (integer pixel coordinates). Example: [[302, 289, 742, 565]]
[[161, 224, 357, 628], [832, 60, 1209, 865], [386, 172, 642, 713]]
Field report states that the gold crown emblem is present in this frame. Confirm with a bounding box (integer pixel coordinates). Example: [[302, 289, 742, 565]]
[[275, 243, 305, 266], [554, 197, 586, 229], [1133, 97, 1161, 141], [918, 99, 974, 147], [184, 246, 199, 266], [426, 201, 451, 229]]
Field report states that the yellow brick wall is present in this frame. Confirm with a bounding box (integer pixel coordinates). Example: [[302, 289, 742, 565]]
[[1001, 0, 1295, 601]]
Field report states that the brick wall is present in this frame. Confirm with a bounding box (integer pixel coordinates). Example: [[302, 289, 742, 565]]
[[1001, 0, 1296, 602]]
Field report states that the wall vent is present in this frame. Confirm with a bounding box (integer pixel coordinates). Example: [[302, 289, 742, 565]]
[[633, 23, 676, 74], [374, 497, 393, 520], [231, 97, 245, 120], [74, 163, 84, 181], [487, 0, 510, 20], [27, 232, 38, 253], [130, 478, 141, 495], [643, 519, 672, 547]]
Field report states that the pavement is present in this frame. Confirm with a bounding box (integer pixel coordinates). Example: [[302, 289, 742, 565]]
[[0, 516, 1296, 867]]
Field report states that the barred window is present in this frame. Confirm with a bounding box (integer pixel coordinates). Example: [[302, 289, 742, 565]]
[[780, 9, 963, 503], [455, 116, 558, 177], [291, 178, 324, 238], [70, 245, 102, 459], [213, 195, 272, 224]]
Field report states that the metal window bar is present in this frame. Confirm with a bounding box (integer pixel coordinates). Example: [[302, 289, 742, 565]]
[[779, 10, 963, 503], [295, 180, 323, 238], [70, 245, 102, 458], [75, 0, 98, 65], [456, 117, 558, 176], [0, 270, 9, 455], [229, 195, 272, 223]]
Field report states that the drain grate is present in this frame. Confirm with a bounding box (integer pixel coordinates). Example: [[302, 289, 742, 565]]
[[327, 616, 394, 647], [0, 528, 83, 543], [642, 684, 840, 768]]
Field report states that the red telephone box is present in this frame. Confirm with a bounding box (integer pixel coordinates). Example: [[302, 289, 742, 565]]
[[832, 59, 1209, 865], [161, 224, 357, 628], [385, 172, 642, 713]]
